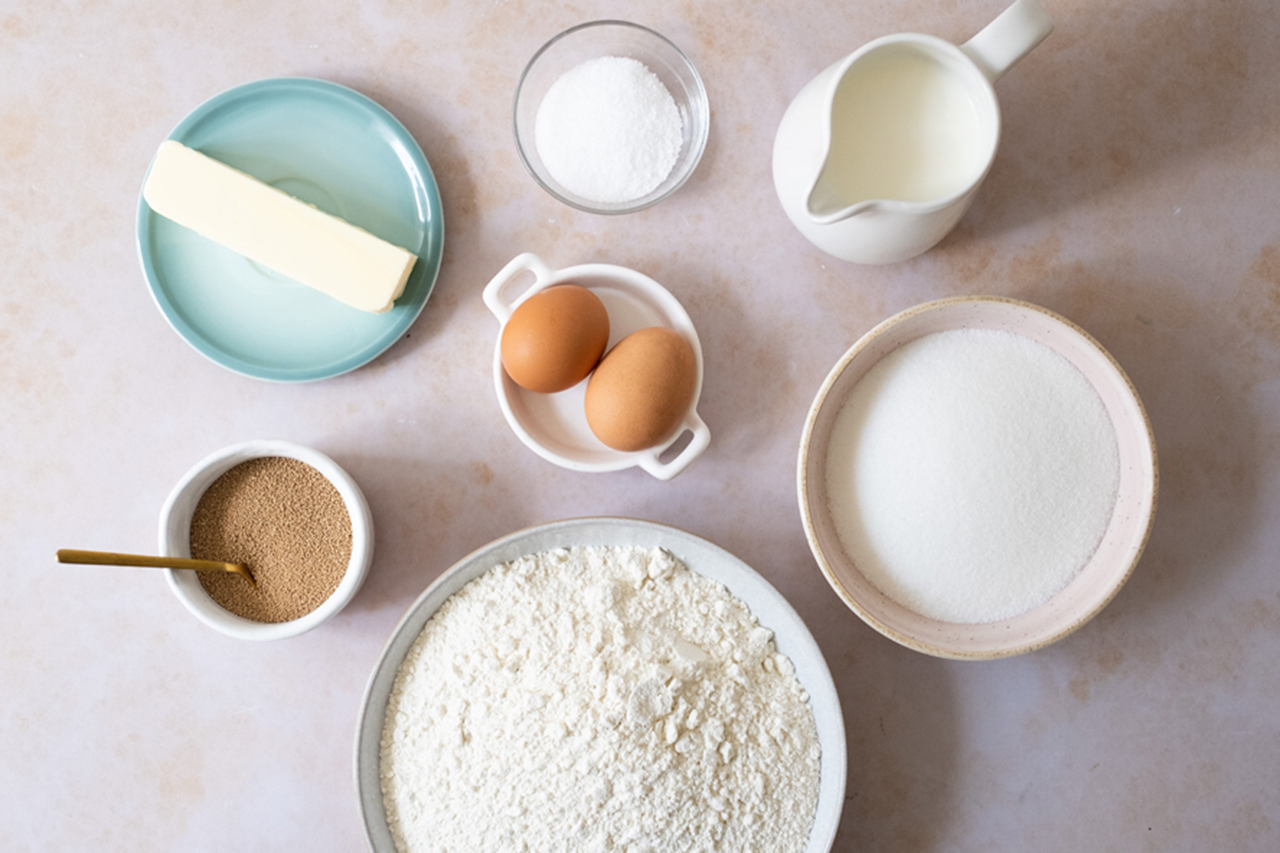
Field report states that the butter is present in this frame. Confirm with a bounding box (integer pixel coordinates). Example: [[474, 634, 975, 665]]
[[143, 140, 416, 313]]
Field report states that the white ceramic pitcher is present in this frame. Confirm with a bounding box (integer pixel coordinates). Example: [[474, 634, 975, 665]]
[[772, 0, 1053, 265]]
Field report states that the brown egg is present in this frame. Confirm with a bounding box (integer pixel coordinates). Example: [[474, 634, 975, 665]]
[[500, 285, 610, 393], [584, 327, 697, 452]]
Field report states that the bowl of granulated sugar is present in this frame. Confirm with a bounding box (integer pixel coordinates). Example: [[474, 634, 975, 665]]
[[514, 20, 709, 214], [159, 439, 374, 640], [799, 297, 1158, 659]]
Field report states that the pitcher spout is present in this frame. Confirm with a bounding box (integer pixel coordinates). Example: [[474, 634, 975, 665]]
[[805, 168, 879, 224]]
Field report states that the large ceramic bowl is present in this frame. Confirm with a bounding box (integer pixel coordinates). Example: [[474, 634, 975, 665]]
[[514, 20, 709, 214], [798, 296, 1158, 659], [159, 439, 374, 640], [355, 517, 846, 853]]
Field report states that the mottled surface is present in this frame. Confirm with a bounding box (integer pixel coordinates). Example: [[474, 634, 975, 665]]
[[3, 0, 1278, 850]]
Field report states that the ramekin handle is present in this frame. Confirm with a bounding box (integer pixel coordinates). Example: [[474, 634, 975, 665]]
[[638, 411, 712, 481], [482, 252, 555, 323]]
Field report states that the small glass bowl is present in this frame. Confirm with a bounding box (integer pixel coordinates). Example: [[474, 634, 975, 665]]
[[514, 20, 709, 215]]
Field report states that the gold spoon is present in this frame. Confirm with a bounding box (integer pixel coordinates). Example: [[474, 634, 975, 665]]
[[56, 549, 257, 588]]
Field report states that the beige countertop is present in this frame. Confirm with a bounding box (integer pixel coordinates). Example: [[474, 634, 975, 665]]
[[3, 0, 1278, 850]]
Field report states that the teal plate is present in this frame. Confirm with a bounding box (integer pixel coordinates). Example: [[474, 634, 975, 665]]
[[137, 78, 444, 382]]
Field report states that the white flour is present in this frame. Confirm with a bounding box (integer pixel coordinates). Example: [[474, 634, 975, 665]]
[[380, 546, 820, 853]]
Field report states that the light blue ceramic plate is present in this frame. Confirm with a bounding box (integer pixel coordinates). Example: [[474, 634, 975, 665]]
[[137, 78, 444, 382]]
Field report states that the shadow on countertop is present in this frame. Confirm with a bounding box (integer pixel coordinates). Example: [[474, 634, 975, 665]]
[[953, 0, 1276, 243]]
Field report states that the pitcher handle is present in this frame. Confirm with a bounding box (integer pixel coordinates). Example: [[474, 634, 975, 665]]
[[961, 0, 1053, 83]]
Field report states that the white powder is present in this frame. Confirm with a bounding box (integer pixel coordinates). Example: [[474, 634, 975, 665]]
[[825, 329, 1120, 624], [380, 546, 820, 853], [535, 56, 683, 204]]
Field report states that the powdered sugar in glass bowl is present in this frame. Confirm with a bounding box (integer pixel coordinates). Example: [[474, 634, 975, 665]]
[[514, 21, 710, 215]]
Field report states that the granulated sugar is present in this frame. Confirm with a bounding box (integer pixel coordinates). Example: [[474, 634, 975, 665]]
[[535, 56, 683, 204], [189, 456, 351, 622], [825, 329, 1120, 624], [380, 546, 820, 853]]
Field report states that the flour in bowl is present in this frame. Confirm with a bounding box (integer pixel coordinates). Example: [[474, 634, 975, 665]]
[[380, 545, 820, 853]]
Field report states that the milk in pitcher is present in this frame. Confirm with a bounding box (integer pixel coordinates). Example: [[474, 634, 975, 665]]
[[810, 46, 987, 213], [773, 0, 1053, 263]]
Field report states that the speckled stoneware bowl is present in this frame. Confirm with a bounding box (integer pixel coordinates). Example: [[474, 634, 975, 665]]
[[355, 517, 846, 853], [798, 296, 1158, 659], [159, 439, 374, 641]]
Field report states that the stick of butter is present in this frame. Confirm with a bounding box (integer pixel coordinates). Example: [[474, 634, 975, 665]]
[[143, 140, 417, 313]]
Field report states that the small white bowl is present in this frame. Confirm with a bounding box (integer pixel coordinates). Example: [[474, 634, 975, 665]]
[[159, 439, 374, 640], [355, 517, 846, 853], [483, 252, 711, 480], [514, 20, 709, 214], [799, 296, 1158, 659]]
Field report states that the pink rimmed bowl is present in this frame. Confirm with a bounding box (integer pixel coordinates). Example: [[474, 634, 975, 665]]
[[798, 296, 1157, 659]]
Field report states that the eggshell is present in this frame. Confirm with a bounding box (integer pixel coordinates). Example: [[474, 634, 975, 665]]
[[584, 327, 697, 452], [500, 285, 610, 393]]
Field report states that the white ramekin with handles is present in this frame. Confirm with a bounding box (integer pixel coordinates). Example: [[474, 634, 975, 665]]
[[483, 252, 710, 480]]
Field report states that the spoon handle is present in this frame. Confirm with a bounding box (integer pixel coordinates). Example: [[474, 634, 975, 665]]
[[56, 549, 256, 586]]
